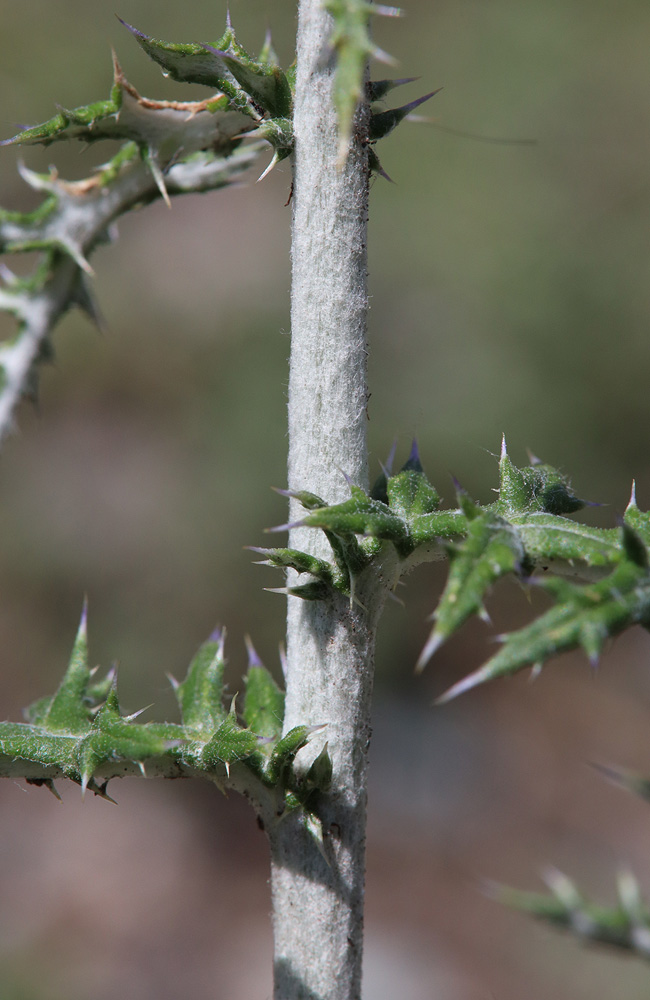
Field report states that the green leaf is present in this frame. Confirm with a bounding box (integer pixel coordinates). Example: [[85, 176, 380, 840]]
[[35, 604, 92, 734], [118, 18, 237, 88], [2, 55, 255, 192], [249, 546, 335, 582], [418, 509, 527, 670], [300, 489, 410, 553], [119, 18, 292, 120], [266, 725, 314, 785], [497, 439, 586, 516], [200, 709, 259, 769], [74, 684, 177, 794], [243, 643, 285, 741], [438, 550, 650, 701], [173, 629, 228, 733], [407, 508, 468, 547], [385, 441, 440, 517], [323, 0, 401, 162], [211, 48, 292, 119], [487, 870, 650, 958], [0, 610, 319, 811], [513, 514, 621, 569], [297, 742, 333, 812]]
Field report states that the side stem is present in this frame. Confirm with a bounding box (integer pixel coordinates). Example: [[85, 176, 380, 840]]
[[268, 3, 382, 999]]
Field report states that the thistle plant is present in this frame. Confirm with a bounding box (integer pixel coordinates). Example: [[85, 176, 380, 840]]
[[2, 3, 650, 997]]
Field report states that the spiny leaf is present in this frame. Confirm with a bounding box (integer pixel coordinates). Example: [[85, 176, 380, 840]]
[[367, 77, 418, 102], [243, 642, 285, 741], [323, 0, 401, 162], [385, 440, 440, 517], [200, 709, 259, 769], [119, 18, 292, 120], [266, 579, 333, 602], [75, 682, 176, 796], [249, 546, 335, 583], [487, 871, 650, 958], [498, 438, 586, 516], [296, 743, 333, 812], [173, 629, 228, 733], [369, 89, 440, 141], [2, 54, 255, 189], [299, 490, 410, 553], [35, 604, 92, 734], [273, 487, 327, 510], [118, 18, 234, 87], [407, 507, 468, 548], [0, 612, 321, 813], [418, 510, 527, 670], [512, 514, 621, 570], [206, 46, 292, 119], [266, 725, 315, 785], [438, 551, 650, 701]]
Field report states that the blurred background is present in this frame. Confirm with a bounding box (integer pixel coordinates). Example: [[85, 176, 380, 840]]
[[1, 0, 650, 996]]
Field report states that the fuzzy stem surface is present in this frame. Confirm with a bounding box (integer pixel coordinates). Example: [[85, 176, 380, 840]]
[[269, 2, 381, 998]]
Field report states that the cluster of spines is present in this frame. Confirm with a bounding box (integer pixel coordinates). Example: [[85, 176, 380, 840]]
[[0, 606, 331, 839], [488, 867, 650, 959], [490, 765, 650, 961], [258, 437, 650, 700], [323, 0, 439, 167]]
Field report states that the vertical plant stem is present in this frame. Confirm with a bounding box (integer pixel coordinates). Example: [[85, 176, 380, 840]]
[[268, 2, 382, 999]]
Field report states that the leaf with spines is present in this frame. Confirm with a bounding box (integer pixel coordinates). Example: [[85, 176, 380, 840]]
[[2, 55, 255, 207], [119, 17, 292, 119], [118, 17, 293, 174], [28, 602, 92, 733], [117, 18, 237, 89], [385, 440, 440, 518], [249, 545, 336, 584], [497, 438, 587, 517], [296, 742, 334, 813], [487, 869, 650, 959], [0, 610, 322, 812], [243, 639, 285, 741], [265, 440, 650, 693], [298, 488, 410, 553], [0, 608, 180, 797], [199, 708, 260, 771], [369, 89, 440, 141], [266, 725, 315, 786], [438, 533, 650, 702], [512, 513, 620, 571], [172, 629, 228, 734], [323, 0, 402, 162], [418, 507, 528, 671], [0, 52, 265, 443]]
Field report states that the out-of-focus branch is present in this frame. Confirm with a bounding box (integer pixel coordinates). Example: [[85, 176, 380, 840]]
[[0, 140, 266, 443]]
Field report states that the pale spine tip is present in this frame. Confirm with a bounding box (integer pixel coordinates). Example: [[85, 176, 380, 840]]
[[626, 480, 638, 511]]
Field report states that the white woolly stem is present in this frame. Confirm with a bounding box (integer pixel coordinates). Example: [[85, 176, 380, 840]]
[[268, 3, 383, 998]]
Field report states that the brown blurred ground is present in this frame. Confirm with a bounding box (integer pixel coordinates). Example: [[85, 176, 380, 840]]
[[2, 1, 650, 997]]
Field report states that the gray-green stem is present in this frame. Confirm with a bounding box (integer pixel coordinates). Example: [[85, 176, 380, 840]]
[[269, 2, 384, 998]]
